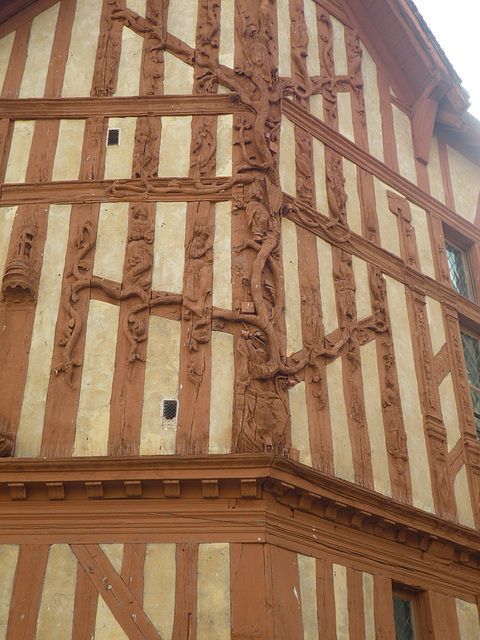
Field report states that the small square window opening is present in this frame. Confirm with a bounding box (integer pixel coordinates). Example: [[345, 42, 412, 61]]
[[162, 399, 178, 423], [107, 128, 120, 146]]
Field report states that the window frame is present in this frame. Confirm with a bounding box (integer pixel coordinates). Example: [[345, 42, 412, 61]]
[[392, 587, 424, 640], [444, 235, 477, 302], [459, 326, 480, 440]]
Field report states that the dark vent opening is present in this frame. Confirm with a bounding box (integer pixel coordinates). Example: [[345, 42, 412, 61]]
[[163, 399, 178, 421], [107, 128, 120, 146]]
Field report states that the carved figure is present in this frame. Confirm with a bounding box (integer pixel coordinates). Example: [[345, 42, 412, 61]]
[[191, 118, 216, 177], [383, 376, 408, 460], [2, 216, 38, 303], [326, 155, 348, 226], [184, 223, 213, 352], [334, 250, 356, 328]]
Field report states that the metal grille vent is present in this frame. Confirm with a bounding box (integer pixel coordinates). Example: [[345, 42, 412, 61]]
[[107, 128, 120, 146], [163, 399, 178, 422]]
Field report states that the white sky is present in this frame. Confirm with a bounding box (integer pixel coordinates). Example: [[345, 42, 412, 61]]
[[411, 0, 480, 120]]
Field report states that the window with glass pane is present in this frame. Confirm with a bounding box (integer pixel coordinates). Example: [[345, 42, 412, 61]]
[[393, 596, 416, 640], [460, 330, 480, 440], [445, 240, 475, 300]]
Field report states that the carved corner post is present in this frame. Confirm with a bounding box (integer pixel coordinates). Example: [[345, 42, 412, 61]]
[[387, 191, 420, 270]]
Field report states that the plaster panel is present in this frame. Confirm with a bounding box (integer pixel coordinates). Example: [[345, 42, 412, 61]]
[[361, 44, 383, 162], [343, 157, 362, 235], [140, 316, 180, 455], [410, 204, 435, 279], [36, 545, 76, 640], [209, 332, 234, 454], [167, 0, 197, 49], [333, 563, 349, 640], [216, 115, 233, 177], [373, 178, 401, 258], [313, 138, 328, 215], [289, 381, 312, 466], [163, 52, 194, 94], [95, 595, 128, 639], [282, 218, 303, 354], [326, 358, 355, 483], [337, 92, 355, 143], [425, 296, 445, 357], [305, 0, 320, 77], [93, 202, 129, 283], [158, 116, 192, 177], [361, 341, 392, 497], [385, 275, 434, 512], [362, 572, 375, 640], [427, 135, 446, 204], [0, 206, 16, 282], [331, 17, 347, 75], [213, 201, 232, 310], [74, 300, 119, 457], [126, 0, 147, 16], [197, 543, 230, 640], [4, 120, 35, 183], [455, 598, 480, 639], [99, 544, 124, 575], [277, 0, 291, 77], [447, 144, 480, 223], [62, 0, 103, 97], [152, 202, 186, 294], [0, 545, 19, 639], [392, 105, 417, 185], [219, 0, 235, 68], [144, 544, 176, 640], [454, 465, 475, 529], [104, 117, 136, 179], [115, 28, 143, 96], [52, 120, 85, 181], [316, 236, 337, 335], [298, 553, 319, 640], [439, 373, 461, 452], [280, 116, 296, 196], [19, 3, 60, 98], [0, 32, 15, 91], [16, 204, 70, 457], [352, 256, 370, 321]]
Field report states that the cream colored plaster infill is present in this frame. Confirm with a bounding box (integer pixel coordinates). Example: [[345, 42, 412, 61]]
[[447, 144, 480, 223], [362, 572, 375, 640], [0, 545, 19, 639], [158, 116, 192, 177], [332, 564, 349, 640], [313, 138, 327, 215], [36, 545, 76, 640], [144, 544, 176, 640], [290, 381, 311, 466], [352, 256, 370, 321], [0, 32, 15, 92], [197, 543, 230, 640], [140, 316, 180, 455], [331, 17, 347, 75], [216, 115, 233, 177], [439, 373, 461, 452], [316, 236, 337, 335], [213, 201, 232, 309], [425, 296, 446, 357], [454, 465, 475, 529], [277, 0, 291, 77], [115, 28, 143, 96], [209, 332, 234, 454], [337, 92, 355, 143], [163, 52, 194, 95], [167, 0, 197, 48], [361, 44, 383, 162], [0, 206, 16, 282], [298, 554, 319, 640], [392, 105, 417, 185], [52, 120, 85, 181], [427, 135, 446, 205], [74, 301, 119, 457], [95, 595, 128, 640], [126, 0, 147, 17], [19, 3, 60, 99], [373, 178, 401, 258], [99, 544, 124, 575], [410, 204, 435, 279], [327, 358, 355, 483], [343, 158, 362, 235], [4, 120, 35, 183], [152, 202, 186, 294], [93, 202, 129, 283], [104, 117, 136, 179], [16, 204, 70, 458], [361, 341, 392, 497], [305, 0, 320, 77], [279, 116, 296, 196], [385, 275, 434, 512], [282, 218, 303, 355], [310, 93, 324, 122], [455, 598, 480, 639], [62, 0, 102, 97], [219, 0, 235, 68]]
